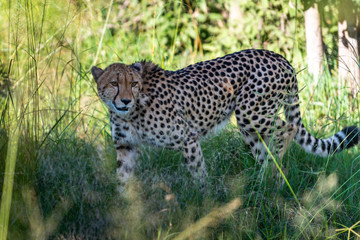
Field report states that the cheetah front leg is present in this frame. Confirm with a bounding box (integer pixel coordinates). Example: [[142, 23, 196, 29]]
[[116, 146, 139, 184], [182, 137, 207, 182]]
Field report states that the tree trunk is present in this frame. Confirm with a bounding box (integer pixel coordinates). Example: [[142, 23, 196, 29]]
[[304, 1, 324, 80], [338, 0, 359, 97]]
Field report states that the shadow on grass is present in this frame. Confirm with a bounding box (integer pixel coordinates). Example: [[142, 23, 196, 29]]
[[1, 126, 360, 239], [0, 134, 120, 240]]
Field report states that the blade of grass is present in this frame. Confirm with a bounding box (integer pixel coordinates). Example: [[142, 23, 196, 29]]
[[0, 117, 19, 240], [92, 0, 113, 67], [37, 109, 69, 151], [169, 0, 182, 65]]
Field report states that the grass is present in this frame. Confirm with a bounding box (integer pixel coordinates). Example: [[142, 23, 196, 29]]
[[1, 0, 360, 239]]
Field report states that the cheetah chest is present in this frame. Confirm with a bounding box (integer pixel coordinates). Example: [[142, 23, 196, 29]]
[[111, 121, 139, 147]]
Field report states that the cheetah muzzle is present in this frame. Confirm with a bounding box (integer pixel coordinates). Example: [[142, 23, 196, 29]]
[[92, 49, 360, 185]]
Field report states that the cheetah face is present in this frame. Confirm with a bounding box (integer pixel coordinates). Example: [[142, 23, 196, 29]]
[[91, 63, 143, 115]]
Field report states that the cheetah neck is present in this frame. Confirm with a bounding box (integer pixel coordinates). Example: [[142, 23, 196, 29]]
[[109, 109, 134, 122]]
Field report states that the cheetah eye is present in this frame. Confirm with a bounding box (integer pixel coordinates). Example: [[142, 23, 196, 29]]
[[110, 81, 118, 87], [131, 82, 138, 87]]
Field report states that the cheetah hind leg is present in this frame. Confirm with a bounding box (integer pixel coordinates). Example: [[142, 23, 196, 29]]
[[239, 122, 297, 187], [240, 130, 287, 187], [239, 131, 267, 165], [276, 122, 297, 160], [269, 121, 298, 186]]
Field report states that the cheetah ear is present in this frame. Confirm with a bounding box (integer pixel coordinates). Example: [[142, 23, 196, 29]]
[[91, 66, 104, 83], [131, 62, 143, 74]]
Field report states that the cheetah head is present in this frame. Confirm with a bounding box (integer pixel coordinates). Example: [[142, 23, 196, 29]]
[[91, 62, 144, 115]]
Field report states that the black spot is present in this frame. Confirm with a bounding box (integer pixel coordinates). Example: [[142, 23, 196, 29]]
[[117, 132, 126, 138], [116, 160, 123, 168], [331, 141, 338, 154], [321, 140, 326, 152], [254, 148, 262, 155], [301, 129, 306, 136], [116, 145, 132, 151], [326, 140, 331, 153], [341, 126, 360, 148], [335, 133, 344, 149], [312, 139, 319, 152]]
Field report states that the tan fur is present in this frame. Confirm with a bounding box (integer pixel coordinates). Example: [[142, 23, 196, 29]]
[[92, 49, 359, 185]]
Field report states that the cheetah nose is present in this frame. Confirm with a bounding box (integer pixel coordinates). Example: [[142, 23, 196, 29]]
[[121, 99, 131, 105]]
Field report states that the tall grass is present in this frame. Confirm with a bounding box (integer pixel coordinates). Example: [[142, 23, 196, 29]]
[[0, 102, 19, 240], [0, 0, 359, 239]]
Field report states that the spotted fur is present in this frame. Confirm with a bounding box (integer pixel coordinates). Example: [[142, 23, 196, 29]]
[[92, 49, 360, 183]]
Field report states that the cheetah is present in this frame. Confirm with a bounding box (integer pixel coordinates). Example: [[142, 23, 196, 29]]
[[91, 49, 359, 183]]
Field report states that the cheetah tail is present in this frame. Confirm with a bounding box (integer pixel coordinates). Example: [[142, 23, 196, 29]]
[[284, 95, 360, 157]]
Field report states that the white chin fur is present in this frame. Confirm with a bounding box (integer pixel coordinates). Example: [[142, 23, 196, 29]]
[[115, 109, 129, 115], [111, 104, 131, 115], [114, 107, 130, 114]]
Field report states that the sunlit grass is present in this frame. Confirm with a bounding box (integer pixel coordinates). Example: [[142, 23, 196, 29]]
[[0, 0, 359, 239], [0, 108, 19, 240]]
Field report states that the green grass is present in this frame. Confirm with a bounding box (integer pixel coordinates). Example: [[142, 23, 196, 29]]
[[1, 0, 360, 239]]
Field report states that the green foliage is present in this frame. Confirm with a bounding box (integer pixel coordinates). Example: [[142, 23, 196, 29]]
[[94, 0, 307, 66]]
